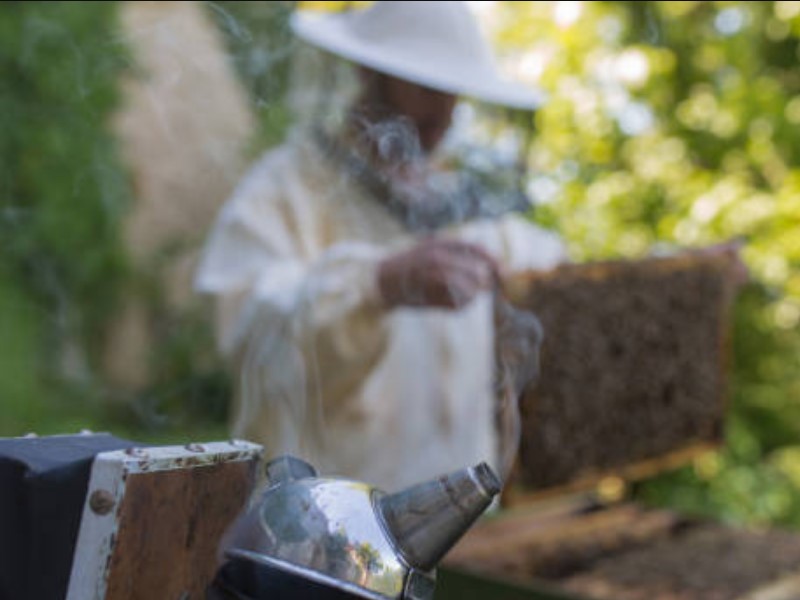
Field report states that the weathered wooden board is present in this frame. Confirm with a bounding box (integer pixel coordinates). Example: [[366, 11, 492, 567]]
[[66, 441, 262, 600]]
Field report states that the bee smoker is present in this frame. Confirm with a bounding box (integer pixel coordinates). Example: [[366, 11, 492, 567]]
[[207, 455, 501, 600]]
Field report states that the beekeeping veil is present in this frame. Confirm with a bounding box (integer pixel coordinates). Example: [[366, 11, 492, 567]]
[[285, 1, 547, 231]]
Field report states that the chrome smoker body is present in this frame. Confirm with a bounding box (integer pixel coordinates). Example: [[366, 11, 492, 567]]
[[212, 456, 501, 600]]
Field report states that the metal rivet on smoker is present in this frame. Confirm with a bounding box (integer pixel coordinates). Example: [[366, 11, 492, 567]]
[[89, 490, 116, 516]]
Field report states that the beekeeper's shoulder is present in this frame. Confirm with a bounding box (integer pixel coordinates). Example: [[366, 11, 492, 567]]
[[219, 137, 311, 221]]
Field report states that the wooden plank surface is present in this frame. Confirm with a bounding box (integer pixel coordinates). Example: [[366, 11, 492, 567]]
[[105, 460, 256, 600], [67, 441, 262, 600]]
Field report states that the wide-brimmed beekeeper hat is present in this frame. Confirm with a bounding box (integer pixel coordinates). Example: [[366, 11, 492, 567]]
[[290, 1, 545, 110]]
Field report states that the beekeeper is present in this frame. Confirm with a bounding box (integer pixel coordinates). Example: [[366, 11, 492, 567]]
[[195, 1, 566, 491]]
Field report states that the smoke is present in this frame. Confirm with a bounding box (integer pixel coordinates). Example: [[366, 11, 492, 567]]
[[206, 2, 253, 44], [299, 96, 542, 486], [236, 302, 314, 464], [494, 295, 544, 483], [341, 104, 543, 486]]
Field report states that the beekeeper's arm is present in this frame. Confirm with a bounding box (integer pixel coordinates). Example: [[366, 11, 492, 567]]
[[195, 179, 499, 419], [195, 188, 390, 412]]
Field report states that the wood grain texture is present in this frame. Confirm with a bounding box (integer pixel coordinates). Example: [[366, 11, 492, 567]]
[[104, 459, 257, 600]]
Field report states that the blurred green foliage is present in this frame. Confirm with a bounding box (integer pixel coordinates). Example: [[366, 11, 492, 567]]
[[488, 0, 800, 527], [0, 2, 133, 435], [207, 1, 296, 149], [0, 2, 131, 344]]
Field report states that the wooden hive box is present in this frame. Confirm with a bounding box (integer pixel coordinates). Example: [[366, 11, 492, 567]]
[[439, 254, 800, 600], [66, 440, 262, 600]]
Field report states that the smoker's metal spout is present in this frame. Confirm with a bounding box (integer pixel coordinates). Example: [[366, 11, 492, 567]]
[[377, 462, 501, 572]]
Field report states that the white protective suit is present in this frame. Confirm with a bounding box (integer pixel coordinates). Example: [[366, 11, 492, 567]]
[[195, 131, 566, 491]]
